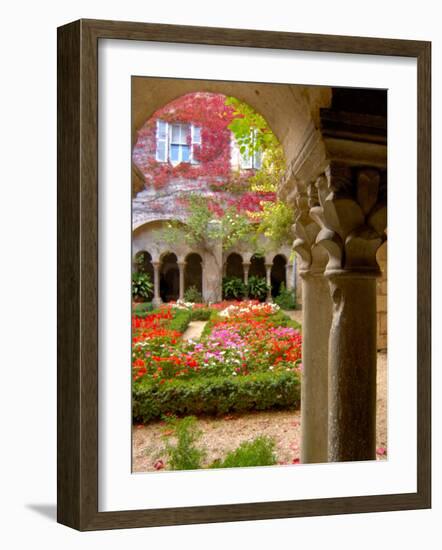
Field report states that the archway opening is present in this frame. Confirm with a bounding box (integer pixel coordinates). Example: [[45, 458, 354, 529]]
[[160, 253, 179, 302], [185, 253, 203, 296], [249, 254, 266, 278], [271, 254, 287, 297], [134, 250, 154, 281], [225, 253, 243, 279]]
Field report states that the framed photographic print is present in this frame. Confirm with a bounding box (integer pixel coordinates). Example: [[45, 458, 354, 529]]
[[57, 19, 431, 531]]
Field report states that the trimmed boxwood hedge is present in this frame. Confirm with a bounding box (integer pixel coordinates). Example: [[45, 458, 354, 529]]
[[133, 371, 300, 423], [168, 309, 192, 332], [190, 307, 212, 321]]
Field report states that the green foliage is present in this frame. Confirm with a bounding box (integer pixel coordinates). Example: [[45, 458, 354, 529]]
[[268, 310, 301, 330], [226, 97, 279, 156], [220, 207, 256, 250], [132, 370, 301, 422], [210, 436, 277, 469], [222, 276, 247, 300], [133, 302, 154, 317], [226, 96, 286, 193], [247, 276, 268, 301], [162, 416, 206, 471], [190, 308, 212, 321], [257, 201, 294, 248], [183, 285, 203, 303], [169, 309, 192, 333], [161, 194, 256, 251], [132, 272, 154, 301], [274, 283, 297, 310]]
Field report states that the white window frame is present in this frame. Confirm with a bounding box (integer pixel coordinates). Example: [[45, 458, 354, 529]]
[[239, 129, 262, 170], [155, 120, 201, 165]]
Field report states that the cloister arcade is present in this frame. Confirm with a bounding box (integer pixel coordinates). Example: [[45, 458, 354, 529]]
[[132, 77, 387, 464], [133, 232, 295, 304]]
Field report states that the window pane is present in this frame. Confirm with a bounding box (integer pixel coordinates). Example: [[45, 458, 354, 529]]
[[171, 124, 181, 143], [240, 145, 252, 169], [181, 145, 190, 162], [170, 144, 180, 161], [181, 124, 190, 144]]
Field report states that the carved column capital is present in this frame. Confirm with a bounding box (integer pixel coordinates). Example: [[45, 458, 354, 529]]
[[292, 179, 328, 276], [309, 164, 387, 276]]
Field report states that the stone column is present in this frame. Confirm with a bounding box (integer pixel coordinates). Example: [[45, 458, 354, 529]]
[[265, 263, 272, 302], [152, 261, 162, 307], [285, 263, 293, 291], [311, 167, 387, 462], [178, 261, 185, 301], [327, 272, 378, 461], [300, 270, 332, 463], [293, 181, 332, 464], [243, 262, 250, 287]]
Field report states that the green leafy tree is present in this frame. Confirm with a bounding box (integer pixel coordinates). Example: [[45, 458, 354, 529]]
[[256, 200, 294, 248], [161, 194, 256, 251]]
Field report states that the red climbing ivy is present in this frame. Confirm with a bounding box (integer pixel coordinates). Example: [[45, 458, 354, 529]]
[[132, 92, 277, 216]]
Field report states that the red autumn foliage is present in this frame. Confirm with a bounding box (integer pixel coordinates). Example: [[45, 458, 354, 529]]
[[132, 92, 276, 216]]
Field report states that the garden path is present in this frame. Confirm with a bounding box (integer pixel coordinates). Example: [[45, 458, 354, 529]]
[[182, 320, 207, 341]]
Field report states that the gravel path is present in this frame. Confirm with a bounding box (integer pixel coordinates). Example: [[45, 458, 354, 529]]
[[132, 351, 387, 472], [182, 320, 207, 341]]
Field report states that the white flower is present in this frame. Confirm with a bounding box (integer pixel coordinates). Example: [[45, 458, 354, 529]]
[[232, 372, 238, 376]]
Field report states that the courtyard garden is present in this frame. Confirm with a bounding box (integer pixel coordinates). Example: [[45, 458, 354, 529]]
[[131, 298, 388, 471]]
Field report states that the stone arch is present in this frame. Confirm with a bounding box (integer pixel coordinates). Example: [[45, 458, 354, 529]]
[[184, 253, 203, 296], [160, 252, 179, 302], [225, 252, 243, 279], [132, 78, 332, 173], [271, 254, 287, 297]]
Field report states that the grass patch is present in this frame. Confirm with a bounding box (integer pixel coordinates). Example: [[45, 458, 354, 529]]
[[210, 436, 277, 468]]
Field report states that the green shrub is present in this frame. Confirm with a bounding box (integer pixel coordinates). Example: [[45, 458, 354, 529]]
[[163, 416, 206, 470], [274, 283, 297, 310], [132, 272, 154, 301], [268, 310, 301, 331], [210, 436, 277, 469], [222, 276, 246, 300], [169, 309, 192, 332], [133, 302, 154, 317], [183, 285, 203, 303], [190, 308, 212, 321], [133, 371, 300, 422], [247, 275, 268, 301]]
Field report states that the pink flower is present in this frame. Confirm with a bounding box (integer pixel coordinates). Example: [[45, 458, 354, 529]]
[[153, 459, 164, 470], [292, 458, 300, 465], [376, 447, 387, 456]]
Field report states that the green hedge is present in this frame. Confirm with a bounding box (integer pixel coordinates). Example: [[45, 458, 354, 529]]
[[133, 371, 300, 422], [132, 302, 154, 317], [190, 308, 212, 321], [168, 309, 192, 332]]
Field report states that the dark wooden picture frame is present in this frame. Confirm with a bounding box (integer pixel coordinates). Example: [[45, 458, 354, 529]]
[[57, 19, 431, 531]]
